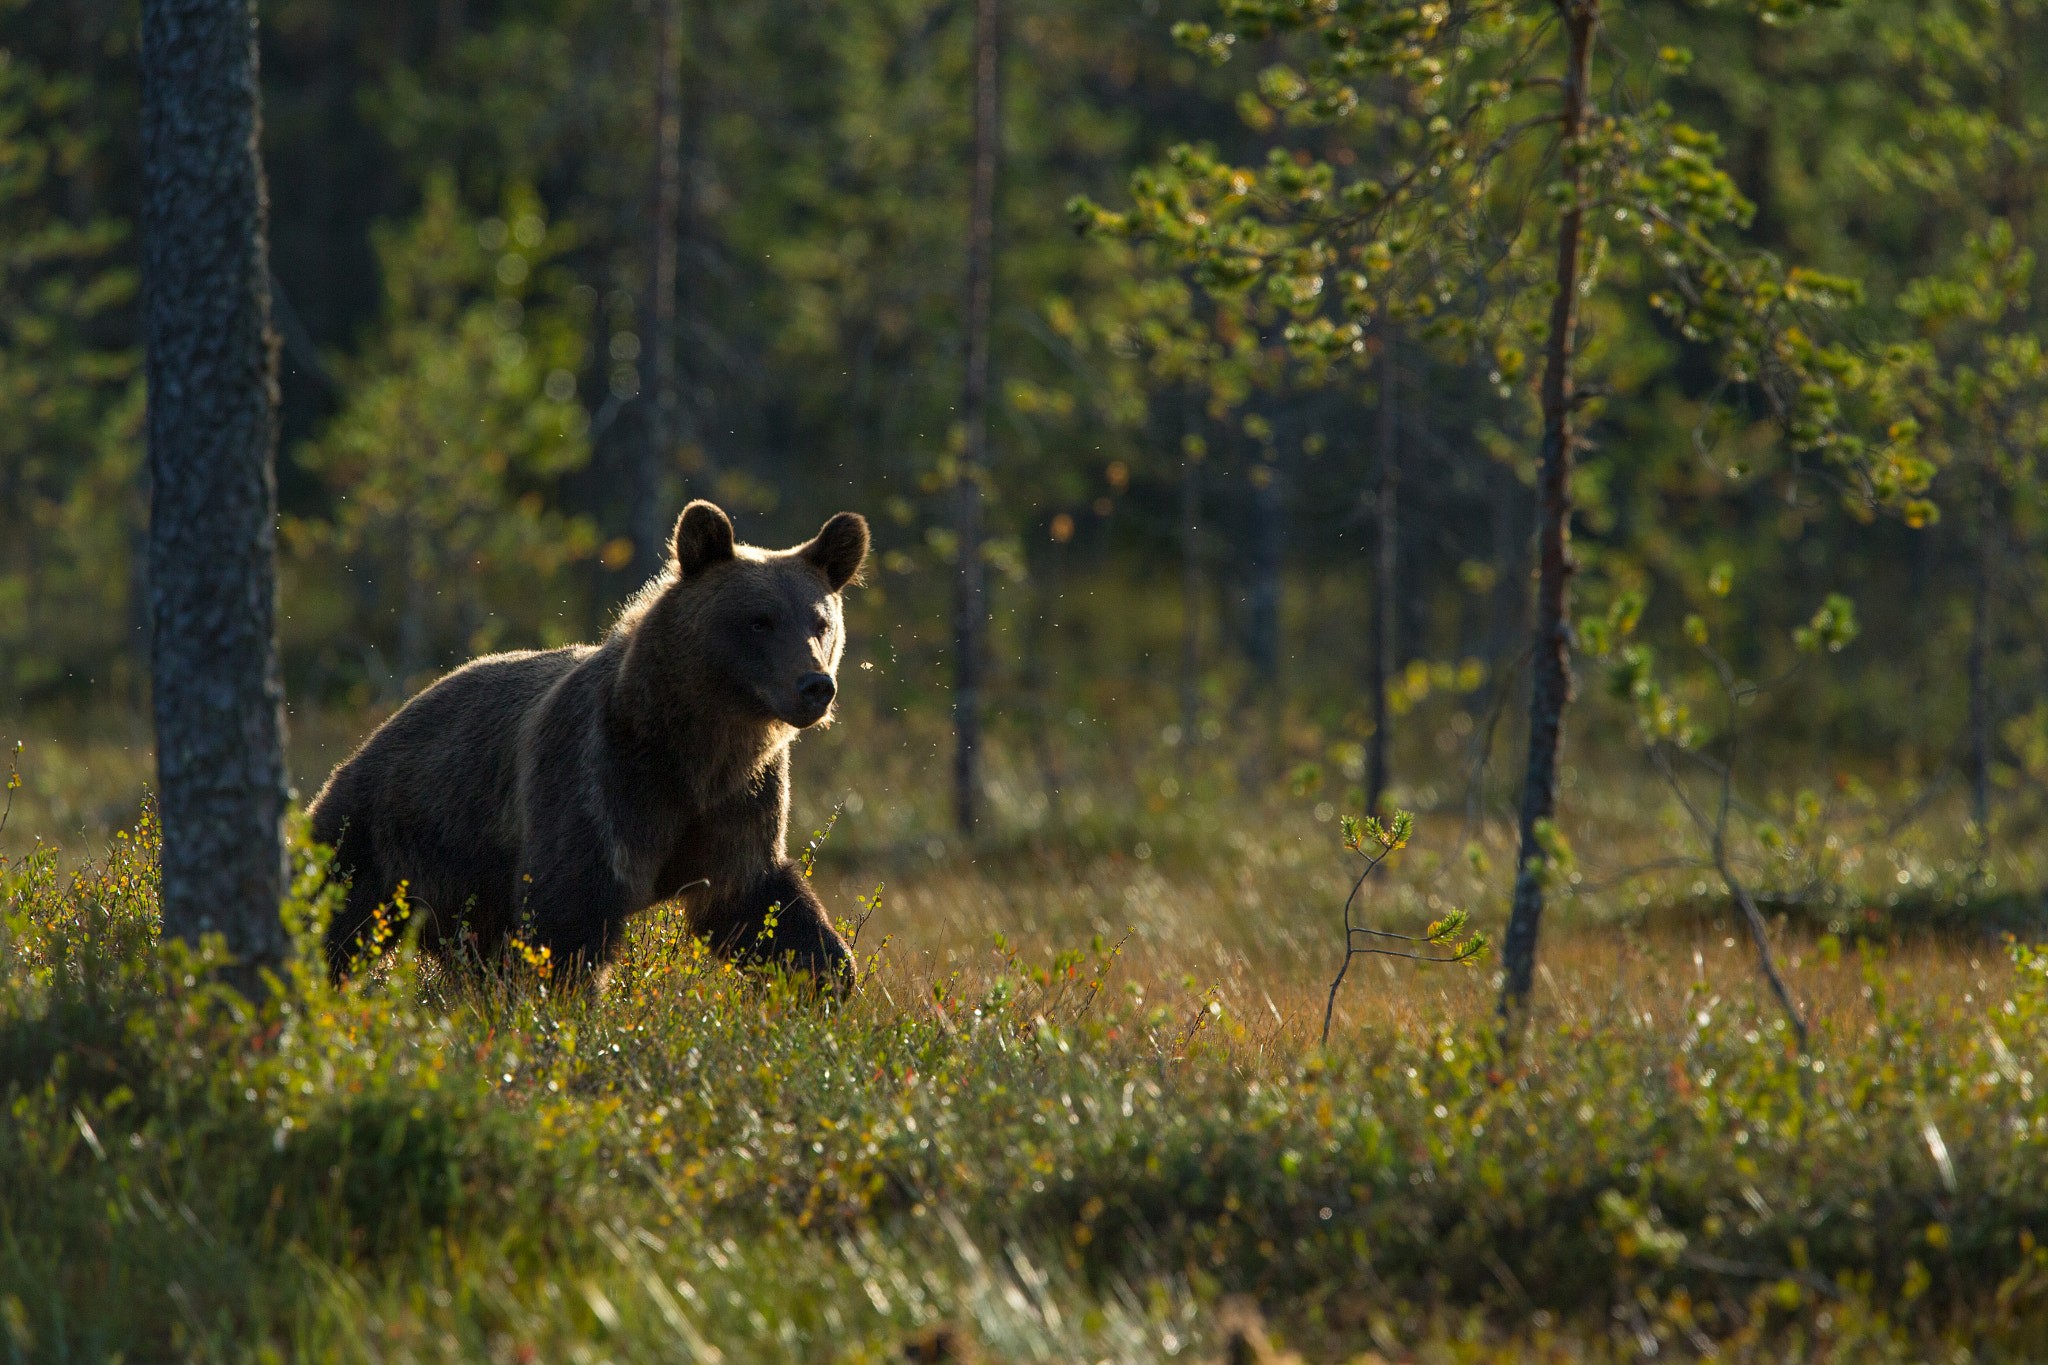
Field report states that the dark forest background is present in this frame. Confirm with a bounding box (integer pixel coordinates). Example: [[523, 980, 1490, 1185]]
[[4, 0, 2046, 848]]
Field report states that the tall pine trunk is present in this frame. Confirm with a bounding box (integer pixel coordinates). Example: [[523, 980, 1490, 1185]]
[[1366, 329, 1398, 815], [952, 0, 1000, 835], [631, 0, 685, 582], [141, 0, 289, 990], [1499, 0, 1596, 1016]]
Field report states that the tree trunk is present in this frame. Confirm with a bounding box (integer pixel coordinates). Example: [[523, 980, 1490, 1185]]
[[1498, 0, 1596, 1017], [1025, 531, 1066, 826], [1967, 475, 1997, 839], [141, 0, 290, 990], [126, 464, 152, 712], [1366, 329, 1398, 815], [1243, 454, 1284, 782], [1245, 460, 1282, 686], [1179, 418, 1203, 752], [952, 0, 1000, 836], [631, 0, 685, 582]]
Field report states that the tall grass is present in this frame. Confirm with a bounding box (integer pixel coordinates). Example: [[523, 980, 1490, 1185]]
[[5, 751, 2048, 1361]]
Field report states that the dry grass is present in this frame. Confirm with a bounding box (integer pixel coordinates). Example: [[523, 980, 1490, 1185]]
[[816, 855, 2004, 1061], [3, 704, 2028, 1052]]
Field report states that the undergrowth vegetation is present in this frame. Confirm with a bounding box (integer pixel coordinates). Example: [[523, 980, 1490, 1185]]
[[5, 795, 2048, 1363]]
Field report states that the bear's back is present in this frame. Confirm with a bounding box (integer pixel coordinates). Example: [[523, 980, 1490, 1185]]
[[310, 646, 592, 852]]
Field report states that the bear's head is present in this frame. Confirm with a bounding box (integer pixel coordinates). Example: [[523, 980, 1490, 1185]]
[[655, 500, 870, 730]]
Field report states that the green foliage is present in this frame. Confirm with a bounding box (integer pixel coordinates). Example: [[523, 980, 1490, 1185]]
[[0, 11, 141, 704], [1794, 593, 1861, 656], [1339, 807, 1410, 857], [285, 176, 597, 691], [1075, 0, 1915, 517], [1883, 221, 2046, 534]]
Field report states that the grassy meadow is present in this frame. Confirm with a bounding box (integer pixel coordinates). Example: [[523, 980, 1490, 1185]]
[[5, 701, 2048, 1365]]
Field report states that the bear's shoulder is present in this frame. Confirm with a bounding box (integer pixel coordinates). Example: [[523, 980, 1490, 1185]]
[[433, 645, 588, 688], [381, 646, 593, 728]]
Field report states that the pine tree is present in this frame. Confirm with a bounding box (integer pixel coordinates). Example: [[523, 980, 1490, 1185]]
[[140, 0, 290, 990], [1076, 0, 1922, 1014]]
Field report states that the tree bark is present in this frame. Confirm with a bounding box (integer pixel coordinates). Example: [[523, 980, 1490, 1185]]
[[126, 464, 152, 712], [1366, 329, 1398, 815], [1025, 530, 1066, 825], [952, 0, 1000, 835], [1179, 417, 1203, 752], [1241, 453, 1284, 783], [632, 0, 685, 583], [1499, 0, 1596, 1017], [141, 0, 290, 989], [1967, 475, 1997, 838], [1245, 459, 1283, 686]]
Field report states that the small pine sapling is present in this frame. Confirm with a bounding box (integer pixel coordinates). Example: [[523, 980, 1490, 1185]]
[[1321, 810, 1488, 1046]]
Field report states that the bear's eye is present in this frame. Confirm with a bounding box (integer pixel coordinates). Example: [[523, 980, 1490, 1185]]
[[749, 615, 775, 634]]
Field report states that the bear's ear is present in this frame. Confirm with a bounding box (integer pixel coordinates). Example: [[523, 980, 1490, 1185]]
[[801, 512, 869, 592], [672, 501, 737, 578]]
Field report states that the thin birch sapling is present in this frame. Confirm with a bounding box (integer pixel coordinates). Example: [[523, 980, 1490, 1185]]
[[1587, 573, 1863, 1054]]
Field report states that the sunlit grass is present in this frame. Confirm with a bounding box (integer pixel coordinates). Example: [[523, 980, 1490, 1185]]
[[5, 713, 2048, 1360]]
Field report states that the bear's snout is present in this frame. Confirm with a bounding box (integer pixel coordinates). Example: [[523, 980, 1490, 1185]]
[[796, 672, 836, 715]]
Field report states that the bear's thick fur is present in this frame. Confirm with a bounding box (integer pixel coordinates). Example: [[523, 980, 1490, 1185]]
[[309, 500, 868, 991]]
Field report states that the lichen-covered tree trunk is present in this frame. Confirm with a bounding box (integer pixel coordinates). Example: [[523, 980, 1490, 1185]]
[[141, 0, 290, 988], [631, 0, 685, 582], [952, 0, 1000, 835], [1499, 0, 1596, 1017]]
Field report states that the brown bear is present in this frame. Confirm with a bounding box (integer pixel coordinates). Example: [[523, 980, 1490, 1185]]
[[308, 499, 867, 992]]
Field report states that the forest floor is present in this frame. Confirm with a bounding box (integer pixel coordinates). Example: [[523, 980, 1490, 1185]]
[[4, 715, 2048, 1361]]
